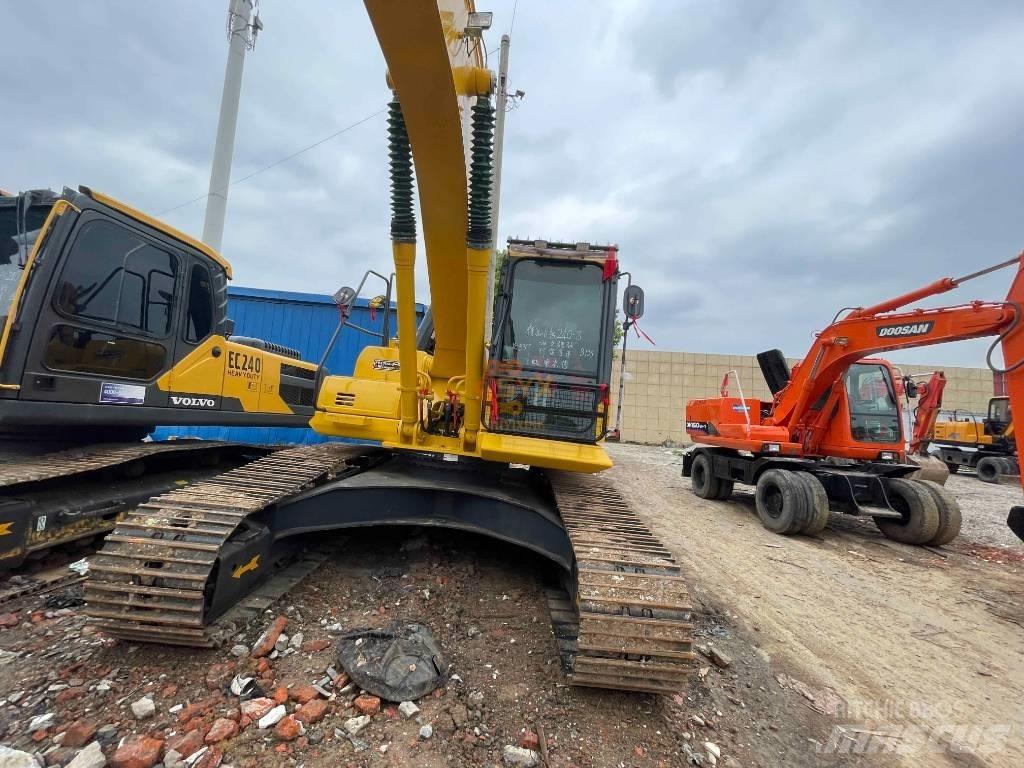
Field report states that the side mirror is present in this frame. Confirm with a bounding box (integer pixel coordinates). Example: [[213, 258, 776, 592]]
[[623, 284, 645, 321], [333, 286, 356, 311], [225, 318, 236, 337]]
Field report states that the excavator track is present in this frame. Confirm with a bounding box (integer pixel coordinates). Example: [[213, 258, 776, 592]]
[[0, 441, 238, 488], [0, 440, 273, 569], [84, 444, 364, 646], [548, 471, 694, 695]]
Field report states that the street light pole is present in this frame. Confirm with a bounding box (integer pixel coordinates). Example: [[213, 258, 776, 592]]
[[202, 0, 261, 252]]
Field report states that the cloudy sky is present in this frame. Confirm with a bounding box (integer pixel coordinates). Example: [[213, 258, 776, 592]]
[[5, 1, 1023, 369]]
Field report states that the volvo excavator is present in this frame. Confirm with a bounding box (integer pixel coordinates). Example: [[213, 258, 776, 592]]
[[83, 1, 694, 695], [0, 187, 319, 567], [684, 257, 1024, 545]]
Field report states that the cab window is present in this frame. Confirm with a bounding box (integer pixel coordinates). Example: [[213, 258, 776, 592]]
[[845, 363, 901, 444], [54, 219, 177, 336], [44, 324, 166, 379], [499, 260, 605, 377], [185, 263, 214, 343]]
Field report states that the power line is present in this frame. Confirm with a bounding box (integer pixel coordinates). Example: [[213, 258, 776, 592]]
[[509, 0, 519, 36], [157, 109, 386, 216]]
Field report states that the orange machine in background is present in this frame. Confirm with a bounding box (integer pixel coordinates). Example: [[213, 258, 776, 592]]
[[683, 252, 1024, 545]]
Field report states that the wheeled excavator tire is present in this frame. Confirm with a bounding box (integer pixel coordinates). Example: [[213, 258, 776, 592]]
[[915, 480, 962, 546], [976, 456, 1002, 484], [691, 452, 733, 500], [873, 478, 940, 545], [754, 469, 810, 535], [793, 472, 830, 536]]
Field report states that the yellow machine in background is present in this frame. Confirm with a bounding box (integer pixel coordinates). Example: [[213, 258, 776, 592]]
[[931, 396, 1018, 482]]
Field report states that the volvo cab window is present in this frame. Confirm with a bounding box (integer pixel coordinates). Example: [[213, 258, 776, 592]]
[[54, 219, 177, 336], [845, 363, 901, 443], [185, 263, 215, 343], [499, 260, 604, 377], [44, 325, 166, 379], [987, 397, 1011, 435]]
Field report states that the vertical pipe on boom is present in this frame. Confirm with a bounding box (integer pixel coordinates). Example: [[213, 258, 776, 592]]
[[202, 0, 256, 252], [483, 34, 511, 355], [387, 97, 420, 442], [464, 94, 496, 450]]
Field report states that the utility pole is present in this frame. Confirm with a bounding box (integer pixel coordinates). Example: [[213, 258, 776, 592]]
[[202, 0, 263, 252], [484, 34, 511, 352]]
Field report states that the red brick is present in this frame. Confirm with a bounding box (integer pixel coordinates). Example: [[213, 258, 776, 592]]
[[289, 686, 320, 705], [61, 720, 97, 748], [272, 687, 288, 705], [239, 697, 276, 721], [166, 729, 204, 759], [110, 736, 164, 768], [273, 716, 301, 742], [0, 612, 19, 628], [353, 695, 380, 716], [300, 638, 330, 653], [251, 616, 288, 658], [205, 717, 238, 744], [294, 699, 328, 725]]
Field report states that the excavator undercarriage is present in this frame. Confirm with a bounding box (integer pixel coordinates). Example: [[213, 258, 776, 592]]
[[85, 445, 694, 694]]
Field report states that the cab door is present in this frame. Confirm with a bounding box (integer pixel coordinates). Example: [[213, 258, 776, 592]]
[[163, 259, 226, 411], [21, 212, 181, 411]]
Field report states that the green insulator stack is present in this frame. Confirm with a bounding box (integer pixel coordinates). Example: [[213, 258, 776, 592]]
[[466, 94, 495, 249], [388, 98, 416, 243]]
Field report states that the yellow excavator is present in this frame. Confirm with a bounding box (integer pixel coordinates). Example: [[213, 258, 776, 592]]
[[84, 0, 693, 694], [0, 187, 319, 566], [930, 396, 1017, 483]]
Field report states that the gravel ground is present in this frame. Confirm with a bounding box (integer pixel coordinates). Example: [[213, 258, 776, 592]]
[[941, 472, 1023, 550], [606, 443, 1023, 768], [0, 444, 1020, 768]]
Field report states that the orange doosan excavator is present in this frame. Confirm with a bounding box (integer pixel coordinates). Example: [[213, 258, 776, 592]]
[[683, 253, 1024, 545]]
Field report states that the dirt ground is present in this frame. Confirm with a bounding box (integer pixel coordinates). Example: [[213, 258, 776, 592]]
[[0, 444, 1020, 768], [604, 443, 1024, 768]]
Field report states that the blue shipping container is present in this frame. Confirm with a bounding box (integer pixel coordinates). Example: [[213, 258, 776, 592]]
[[152, 286, 424, 445]]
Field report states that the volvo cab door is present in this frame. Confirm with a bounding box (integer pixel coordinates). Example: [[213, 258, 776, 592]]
[[162, 257, 227, 411], [19, 208, 186, 420]]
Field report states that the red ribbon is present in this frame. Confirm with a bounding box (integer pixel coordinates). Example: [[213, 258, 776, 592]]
[[602, 247, 619, 281], [488, 379, 499, 422], [632, 320, 655, 345]]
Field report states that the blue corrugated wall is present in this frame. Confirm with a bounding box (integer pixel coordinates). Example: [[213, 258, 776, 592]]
[[152, 286, 423, 445]]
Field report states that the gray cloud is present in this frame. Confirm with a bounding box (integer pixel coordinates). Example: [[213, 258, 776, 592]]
[[4, 0, 1021, 373]]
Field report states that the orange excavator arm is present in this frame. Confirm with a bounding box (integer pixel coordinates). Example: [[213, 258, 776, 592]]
[[770, 254, 1024, 462], [906, 371, 947, 455]]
